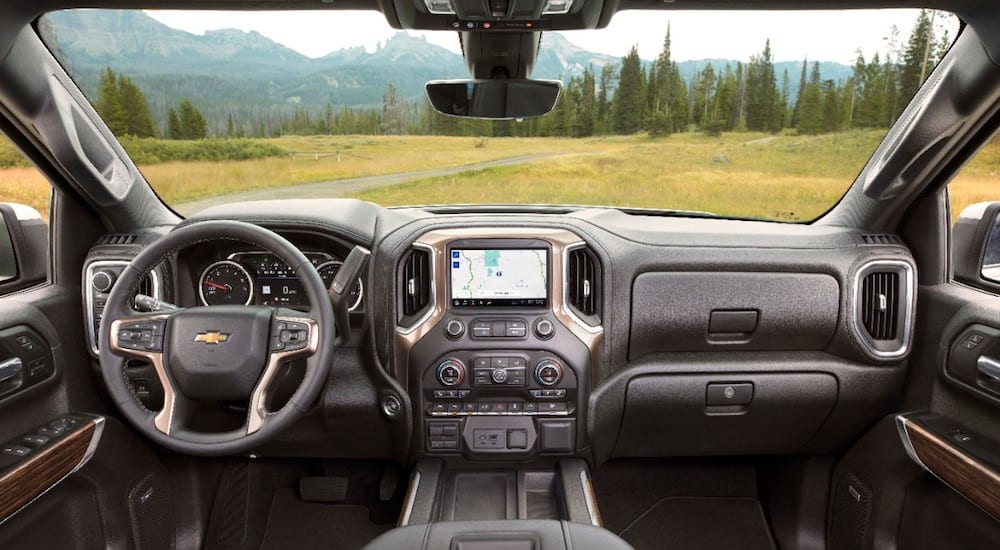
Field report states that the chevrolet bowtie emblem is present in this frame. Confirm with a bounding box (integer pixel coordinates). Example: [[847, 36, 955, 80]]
[[194, 331, 230, 345]]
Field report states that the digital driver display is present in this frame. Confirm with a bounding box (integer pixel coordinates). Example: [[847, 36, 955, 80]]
[[450, 249, 548, 307]]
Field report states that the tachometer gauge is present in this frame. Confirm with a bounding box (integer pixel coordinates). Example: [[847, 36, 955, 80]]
[[199, 260, 254, 306], [317, 260, 363, 312]]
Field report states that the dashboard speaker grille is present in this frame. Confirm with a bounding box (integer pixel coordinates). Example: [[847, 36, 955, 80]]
[[99, 233, 138, 246], [567, 246, 600, 320], [402, 248, 431, 316], [860, 271, 899, 341], [861, 233, 902, 245]]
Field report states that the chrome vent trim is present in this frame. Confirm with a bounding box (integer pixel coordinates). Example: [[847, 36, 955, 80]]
[[566, 246, 599, 317], [563, 243, 602, 331], [84, 260, 162, 354], [851, 260, 914, 360], [397, 244, 435, 333]]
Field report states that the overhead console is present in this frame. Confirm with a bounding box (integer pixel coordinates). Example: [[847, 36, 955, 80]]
[[394, 228, 603, 461], [392, 0, 608, 31]]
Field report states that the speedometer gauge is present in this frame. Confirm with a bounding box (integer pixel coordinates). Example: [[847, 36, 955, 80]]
[[199, 260, 254, 306], [317, 260, 363, 311]]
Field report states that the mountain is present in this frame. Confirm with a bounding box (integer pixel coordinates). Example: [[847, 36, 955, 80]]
[[42, 9, 852, 128]]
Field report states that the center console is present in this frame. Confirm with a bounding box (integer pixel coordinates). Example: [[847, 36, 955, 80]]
[[395, 230, 602, 461]]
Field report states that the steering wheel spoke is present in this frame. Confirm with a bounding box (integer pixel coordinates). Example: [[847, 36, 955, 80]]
[[247, 315, 320, 434], [107, 313, 186, 434]]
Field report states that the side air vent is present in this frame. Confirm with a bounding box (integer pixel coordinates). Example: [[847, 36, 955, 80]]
[[861, 271, 899, 340], [401, 247, 432, 318], [99, 233, 138, 246], [566, 245, 601, 324], [85, 261, 162, 354], [853, 260, 914, 359], [861, 234, 902, 246]]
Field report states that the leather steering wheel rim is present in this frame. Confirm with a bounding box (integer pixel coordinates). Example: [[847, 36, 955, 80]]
[[98, 220, 336, 456]]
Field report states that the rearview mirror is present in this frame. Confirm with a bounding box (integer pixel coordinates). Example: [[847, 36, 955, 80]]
[[953, 201, 1000, 291], [425, 79, 562, 120]]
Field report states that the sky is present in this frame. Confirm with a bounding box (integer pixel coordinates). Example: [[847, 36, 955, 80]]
[[146, 9, 959, 64]]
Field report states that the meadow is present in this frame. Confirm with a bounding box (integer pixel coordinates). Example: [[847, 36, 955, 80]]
[[0, 131, 996, 224]]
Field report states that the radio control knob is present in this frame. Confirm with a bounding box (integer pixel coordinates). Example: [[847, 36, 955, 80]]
[[444, 319, 465, 340], [91, 270, 117, 293], [491, 369, 508, 384], [534, 318, 555, 340], [436, 359, 466, 387], [534, 359, 564, 386]]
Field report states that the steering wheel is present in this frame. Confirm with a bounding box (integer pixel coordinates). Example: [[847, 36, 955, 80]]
[[98, 221, 336, 456]]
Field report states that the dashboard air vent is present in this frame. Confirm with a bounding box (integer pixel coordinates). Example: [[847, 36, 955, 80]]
[[402, 247, 431, 317], [861, 234, 902, 246], [852, 260, 913, 359], [860, 271, 899, 340], [99, 233, 137, 246], [566, 246, 601, 322]]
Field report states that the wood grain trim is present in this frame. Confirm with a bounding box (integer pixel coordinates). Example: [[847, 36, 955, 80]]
[[0, 420, 98, 523], [900, 418, 1000, 520]]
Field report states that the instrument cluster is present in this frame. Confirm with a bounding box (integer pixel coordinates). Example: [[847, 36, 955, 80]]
[[198, 251, 363, 311]]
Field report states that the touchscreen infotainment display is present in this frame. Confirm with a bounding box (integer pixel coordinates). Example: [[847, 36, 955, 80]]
[[450, 249, 548, 307]]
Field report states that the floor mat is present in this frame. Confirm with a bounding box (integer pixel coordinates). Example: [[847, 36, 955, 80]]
[[258, 488, 391, 550], [618, 496, 776, 550]]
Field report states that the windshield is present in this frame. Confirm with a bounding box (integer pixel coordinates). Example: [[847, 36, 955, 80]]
[[34, 8, 959, 221]]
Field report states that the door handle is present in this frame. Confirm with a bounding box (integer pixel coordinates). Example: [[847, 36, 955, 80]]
[[977, 356, 1000, 382], [0, 357, 23, 384]]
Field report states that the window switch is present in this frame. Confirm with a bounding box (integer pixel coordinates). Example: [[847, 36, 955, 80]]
[[2, 445, 31, 457], [21, 434, 50, 448]]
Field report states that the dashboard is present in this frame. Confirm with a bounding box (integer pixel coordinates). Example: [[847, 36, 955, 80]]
[[80, 198, 918, 464]]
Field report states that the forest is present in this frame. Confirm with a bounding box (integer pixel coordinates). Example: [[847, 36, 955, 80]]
[[95, 10, 950, 141]]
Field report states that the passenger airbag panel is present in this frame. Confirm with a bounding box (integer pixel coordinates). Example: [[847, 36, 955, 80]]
[[629, 272, 839, 358]]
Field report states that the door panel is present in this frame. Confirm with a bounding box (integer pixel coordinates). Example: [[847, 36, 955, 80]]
[[0, 192, 182, 547]]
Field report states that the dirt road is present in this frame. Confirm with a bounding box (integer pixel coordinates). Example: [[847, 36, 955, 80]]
[[173, 153, 564, 215]]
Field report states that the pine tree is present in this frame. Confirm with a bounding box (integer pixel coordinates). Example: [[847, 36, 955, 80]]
[[820, 80, 842, 132], [177, 98, 207, 139], [795, 62, 824, 134], [117, 75, 155, 137], [899, 9, 936, 103], [381, 81, 408, 135], [779, 69, 791, 128], [96, 68, 127, 135], [597, 64, 615, 135], [711, 64, 738, 132], [167, 108, 181, 139], [667, 65, 688, 132], [692, 64, 716, 127], [745, 40, 779, 132], [613, 46, 646, 135], [790, 59, 808, 128], [576, 68, 597, 137]]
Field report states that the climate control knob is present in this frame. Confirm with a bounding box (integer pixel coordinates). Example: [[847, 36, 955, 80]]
[[534, 359, 564, 386], [436, 359, 466, 387], [91, 270, 117, 293]]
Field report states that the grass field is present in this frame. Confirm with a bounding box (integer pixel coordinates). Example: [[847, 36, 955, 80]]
[[1, 131, 997, 223]]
